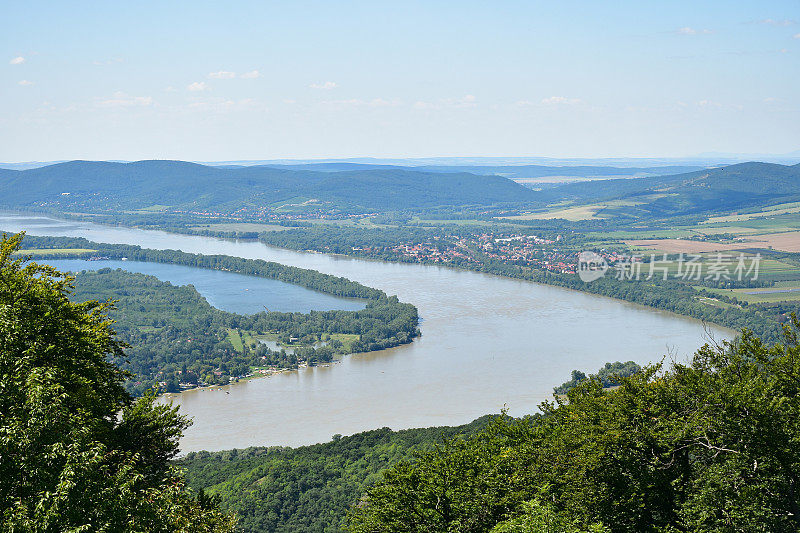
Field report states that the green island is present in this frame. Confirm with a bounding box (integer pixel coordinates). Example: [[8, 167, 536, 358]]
[[15, 234, 419, 396]]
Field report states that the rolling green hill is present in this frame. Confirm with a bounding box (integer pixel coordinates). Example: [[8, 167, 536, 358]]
[[179, 416, 494, 533], [0, 160, 538, 214], [539, 162, 800, 220]]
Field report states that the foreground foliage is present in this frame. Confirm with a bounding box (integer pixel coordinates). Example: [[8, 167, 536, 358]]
[[348, 321, 800, 532], [179, 418, 492, 533], [0, 233, 234, 531]]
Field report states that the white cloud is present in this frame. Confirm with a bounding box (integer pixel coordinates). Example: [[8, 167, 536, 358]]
[[794, 33, 800, 39], [97, 91, 153, 108], [188, 81, 208, 92], [208, 71, 236, 79], [541, 96, 583, 105], [186, 96, 262, 112], [18, 80, 33, 86], [756, 19, 795, 27], [165, 86, 177, 92], [440, 94, 477, 108], [240, 70, 261, 79], [677, 27, 714, 35], [9, 56, 25, 65], [411, 95, 477, 110], [322, 97, 402, 108], [310, 81, 337, 90], [457, 94, 476, 106]]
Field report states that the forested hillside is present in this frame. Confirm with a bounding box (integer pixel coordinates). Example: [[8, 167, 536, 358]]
[[0, 234, 234, 530], [180, 417, 494, 533], [0, 160, 538, 213], [180, 325, 800, 532], [540, 162, 800, 219], [348, 322, 800, 532]]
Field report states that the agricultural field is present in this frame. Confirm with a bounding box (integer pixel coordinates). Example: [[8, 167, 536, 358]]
[[501, 204, 607, 221], [123, 204, 171, 214], [702, 281, 800, 304], [624, 239, 755, 253], [703, 202, 800, 224], [744, 232, 800, 253], [626, 230, 800, 254]]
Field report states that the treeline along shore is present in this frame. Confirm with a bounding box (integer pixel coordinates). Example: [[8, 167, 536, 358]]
[[13, 234, 419, 396]]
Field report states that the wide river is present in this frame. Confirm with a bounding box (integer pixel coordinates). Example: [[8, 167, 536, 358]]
[[2, 213, 733, 452]]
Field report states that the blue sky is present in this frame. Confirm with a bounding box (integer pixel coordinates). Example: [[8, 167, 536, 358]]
[[2, 1, 798, 161]]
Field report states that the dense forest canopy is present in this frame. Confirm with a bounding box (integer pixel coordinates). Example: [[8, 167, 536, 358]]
[[0, 233, 234, 530], [0, 160, 538, 213]]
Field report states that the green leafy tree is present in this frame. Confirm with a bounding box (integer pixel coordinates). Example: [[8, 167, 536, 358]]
[[348, 320, 800, 532], [0, 233, 235, 531]]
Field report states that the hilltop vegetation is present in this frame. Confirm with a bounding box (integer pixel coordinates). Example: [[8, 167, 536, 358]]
[[180, 417, 494, 533], [539, 162, 800, 220], [0, 234, 234, 530], [0, 160, 538, 214]]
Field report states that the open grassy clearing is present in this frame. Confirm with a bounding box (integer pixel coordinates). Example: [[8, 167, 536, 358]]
[[328, 333, 360, 350], [696, 296, 741, 309], [500, 204, 608, 221], [703, 202, 800, 224], [15, 248, 98, 256], [703, 285, 800, 304], [226, 329, 244, 352]]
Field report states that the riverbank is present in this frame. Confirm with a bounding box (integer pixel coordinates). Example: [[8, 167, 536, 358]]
[[0, 211, 733, 451]]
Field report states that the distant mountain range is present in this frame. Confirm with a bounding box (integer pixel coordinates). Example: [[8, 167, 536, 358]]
[[2, 160, 798, 220], [0, 160, 538, 213], [541, 162, 800, 218], [243, 163, 706, 181]]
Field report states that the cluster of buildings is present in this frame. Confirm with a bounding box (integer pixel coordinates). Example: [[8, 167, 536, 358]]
[[374, 232, 591, 274]]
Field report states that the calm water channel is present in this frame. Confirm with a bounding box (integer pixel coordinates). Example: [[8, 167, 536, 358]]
[[2, 212, 733, 452]]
